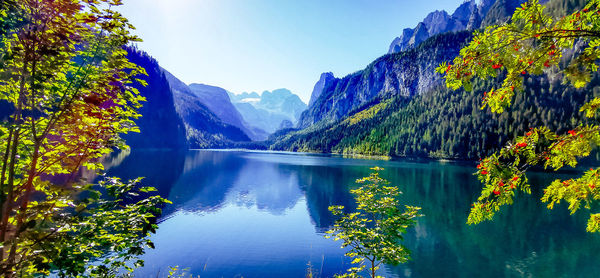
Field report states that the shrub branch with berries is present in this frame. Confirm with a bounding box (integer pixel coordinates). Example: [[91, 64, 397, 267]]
[[437, 0, 600, 232]]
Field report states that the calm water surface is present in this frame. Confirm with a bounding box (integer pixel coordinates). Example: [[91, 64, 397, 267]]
[[106, 150, 600, 278]]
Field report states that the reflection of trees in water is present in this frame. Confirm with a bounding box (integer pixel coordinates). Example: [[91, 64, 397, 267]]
[[164, 151, 246, 214], [381, 164, 600, 278], [292, 164, 363, 231], [104, 149, 186, 204]]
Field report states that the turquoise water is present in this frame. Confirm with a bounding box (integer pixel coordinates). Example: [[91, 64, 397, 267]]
[[107, 150, 600, 277]]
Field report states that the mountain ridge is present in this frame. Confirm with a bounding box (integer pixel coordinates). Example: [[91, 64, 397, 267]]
[[229, 89, 307, 134], [298, 31, 473, 129]]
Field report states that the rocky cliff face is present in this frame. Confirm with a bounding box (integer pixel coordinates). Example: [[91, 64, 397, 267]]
[[298, 31, 473, 128], [308, 72, 335, 107], [480, 0, 543, 27], [387, 29, 412, 54], [386, 0, 536, 55], [388, 0, 479, 54]]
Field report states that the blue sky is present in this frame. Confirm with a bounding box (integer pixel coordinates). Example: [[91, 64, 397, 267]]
[[118, 0, 466, 102]]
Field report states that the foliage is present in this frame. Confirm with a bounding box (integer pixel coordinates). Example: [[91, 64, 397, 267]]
[[165, 266, 193, 278], [46, 178, 168, 278], [325, 167, 421, 278], [0, 0, 169, 276], [437, 0, 600, 231]]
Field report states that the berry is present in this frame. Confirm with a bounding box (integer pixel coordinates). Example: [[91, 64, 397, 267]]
[[544, 60, 550, 67]]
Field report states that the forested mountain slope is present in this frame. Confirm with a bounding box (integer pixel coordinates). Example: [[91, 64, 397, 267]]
[[271, 74, 598, 159], [123, 48, 188, 149], [271, 0, 592, 160], [298, 31, 473, 128]]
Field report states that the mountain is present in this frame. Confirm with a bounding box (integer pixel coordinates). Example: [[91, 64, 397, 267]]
[[298, 31, 473, 129], [0, 48, 252, 150], [259, 89, 307, 120], [270, 73, 595, 159], [187, 84, 247, 130], [162, 70, 252, 148], [232, 102, 291, 134], [229, 89, 307, 134], [300, 0, 560, 130], [388, 0, 480, 54], [308, 72, 335, 107], [187, 84, 267, 141], [270, 0, 588, 160], [481, 0, 532, 26], [386, 0, 537, 54], [123, 48, 188, 149]]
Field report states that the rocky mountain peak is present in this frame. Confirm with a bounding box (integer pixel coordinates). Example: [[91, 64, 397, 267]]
[[229, 88, 307, 135], [308, 72, 335, 107], [408, 22, 430, 46], [478, 0, 496, 16], [387, 0, 499, 54], [452, 0, 477, 24], [388, 28, 415, 53], [423, 10, 453, 35]]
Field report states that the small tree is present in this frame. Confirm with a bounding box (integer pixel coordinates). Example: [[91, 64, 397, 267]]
[[325, 167, 421, 278], [437, 0, 600, 231]]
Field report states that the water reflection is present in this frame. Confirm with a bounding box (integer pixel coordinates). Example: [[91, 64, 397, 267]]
[[104, 150, 600, 277], [105, 149, 186, 200]]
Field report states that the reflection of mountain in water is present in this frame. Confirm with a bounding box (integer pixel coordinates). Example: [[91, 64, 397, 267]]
[[378, 163, 600, 277], [107, 150, 600, 277], [165, 151, 245, 214], [104, 150, 361, 230], [164, 151, 307, 216]]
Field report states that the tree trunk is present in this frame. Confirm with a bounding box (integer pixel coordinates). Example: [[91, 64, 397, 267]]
[[371, 259, 376, 278], [0, 49, 29, 276]]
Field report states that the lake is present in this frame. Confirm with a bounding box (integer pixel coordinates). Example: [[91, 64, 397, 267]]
[[105, 149, 600, 278]]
